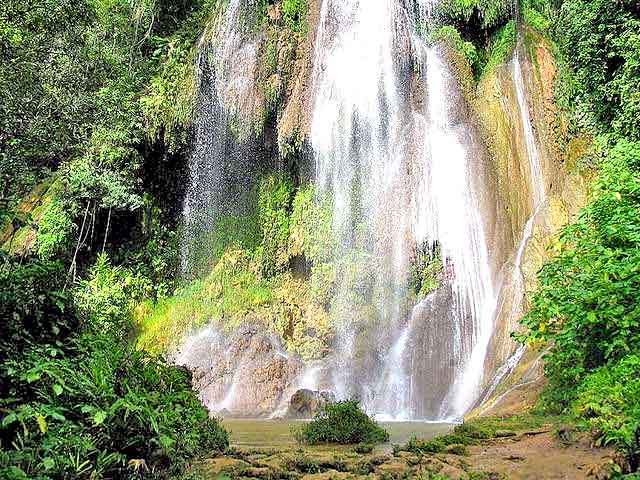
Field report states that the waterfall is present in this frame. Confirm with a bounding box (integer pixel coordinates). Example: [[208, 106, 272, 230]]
[[177, 0, 549, 420], [310, 0, 412, 404], [513, 41, 545, 209], [180, 0, 263, 277], [310, 0, 497, 420], [479, 30, 548, 405], [417, 45, 497, 419]]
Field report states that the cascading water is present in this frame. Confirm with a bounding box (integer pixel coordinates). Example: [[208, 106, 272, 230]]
[[513, 40, 545, 210], [180, 0, 263, 277], [417, 44, 497, 419], [480, 28, 548, 403], [310, 0, 413, 406], [309, 0, 498, 420], [176, 0, 550, 421]]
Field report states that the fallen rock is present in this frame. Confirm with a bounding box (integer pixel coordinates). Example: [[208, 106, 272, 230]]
[[285, 388, 336, 419]]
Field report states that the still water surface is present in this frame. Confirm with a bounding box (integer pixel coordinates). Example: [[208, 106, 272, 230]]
[[222, 419, 453, 449]]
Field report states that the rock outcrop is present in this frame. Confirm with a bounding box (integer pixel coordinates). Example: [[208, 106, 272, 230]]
[[174, 321, 303, 418]]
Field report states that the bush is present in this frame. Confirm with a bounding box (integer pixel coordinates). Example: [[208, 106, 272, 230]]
[[519, 141, 640, 407], [571, 356, 640, 469], [0, 256, 228, 479], [1, 335, 229, 479], [293, 400, 389, 445], [553, 0, 640, 139]]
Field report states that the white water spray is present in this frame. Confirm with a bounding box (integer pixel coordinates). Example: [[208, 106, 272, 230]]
[[310, 0, 498, 419]]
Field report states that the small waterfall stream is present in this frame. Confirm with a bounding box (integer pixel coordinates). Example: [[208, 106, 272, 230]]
[[480, 29, 548, 403], [180, 0, 263, 277]]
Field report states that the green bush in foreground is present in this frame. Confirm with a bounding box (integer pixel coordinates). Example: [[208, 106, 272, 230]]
[[0, 256, 228, 479], [293, 401, 389, 445]]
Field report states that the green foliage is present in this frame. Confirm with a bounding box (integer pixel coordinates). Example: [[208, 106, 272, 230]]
[[521, 0, 551, 33], [519, 141, 640, 405], [553, 0, 640, 140], [293, 400, 389, 445], [1, 0, 216, 260], [35, 200, 74, 260], [434, 0, 513, 34], [0, 257, 73, 371], [183, 211, 261, 279], [74, 253, 152, 338], [517, 2, 640, 471], [288, 184, 335, 265], [518, 140, 640, 468], [571, 356, 640, 461], [429, 25, 479, 68], [281, 0, 306, 33], [410, 248, 443, 300], [478, 20, 516, 77], [353, 443, 374, 454], [257, 173, 294, 277], [1, 335, 228, 479], [0, 255, 228, 479], [401, 415, 547, 457], [138, 247, 273, 353], [428, 7, 515, 79]]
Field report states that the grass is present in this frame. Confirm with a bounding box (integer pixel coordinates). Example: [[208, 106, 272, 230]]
[[134, 245, 331, 358], [400, 414, 552, 455]]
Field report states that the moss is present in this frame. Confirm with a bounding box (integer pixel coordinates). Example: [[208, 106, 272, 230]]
[[429, 25, 478, 68], [288, 184, 335, 265], [411, 249, 443, 300], [281, 0, 307, 34], [434, 0, 513, 32], [478, 20, 516, 79], [35, 198, 74, 259], [137, 247, 331, 358], [257, 173, 295, 276], [353, 443, 374, 454], [400, 414, 552, 456], [446, 444, 470, 456]]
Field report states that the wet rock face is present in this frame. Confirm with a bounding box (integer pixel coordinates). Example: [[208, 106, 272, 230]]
[[285, 388, 336, 419], [403, 285, 473, 419], [174, 321, 303, 418]]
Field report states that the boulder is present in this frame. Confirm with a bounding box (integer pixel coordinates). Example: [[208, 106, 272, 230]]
[[286, 388, 336, 419]]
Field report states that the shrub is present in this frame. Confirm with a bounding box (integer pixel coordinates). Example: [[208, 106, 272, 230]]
[[553, 0, 640, 140], [1, 335, 229, 479], [519, 141, 640, 407], [293, 400, 389, 445], [571, 356, 640, 469], [257, 173, 294, 277], [0, 255, 228, 479]]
